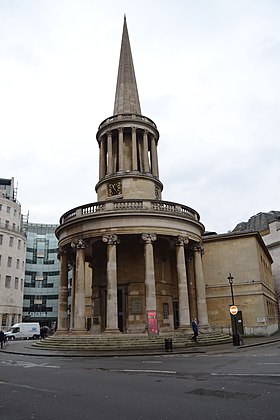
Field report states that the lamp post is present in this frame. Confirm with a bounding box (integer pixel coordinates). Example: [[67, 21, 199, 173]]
[[227, 273, 240, 346]]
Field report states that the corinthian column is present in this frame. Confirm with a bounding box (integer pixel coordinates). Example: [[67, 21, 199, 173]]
[[151, 136, 159, 178], [142, 233, 157, 311], [57, 248, 69, 332], [71, 239, 87, 333], [70, 260, 76, 330], [102, 234, 120, 333], [143, 130, 150, 173], [99, 136, 106, 179], [107, 131, 113, 174], [132, 126, 138, 171], [118, 127, 124, 171], [175, 236, 190, 328], [193, 244, 209, 328]]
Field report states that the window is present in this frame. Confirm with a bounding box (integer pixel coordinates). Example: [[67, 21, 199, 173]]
[[20, 279, 23, 290], [9, 236, 14, 247], [5, 220, 9, 229], [7, 256, 12, 267], [18, 239, 21, 249], [163, 303, 169, 320], [0, 255, 1, 266], [15, 277, 19, 289], [16, 259, 20, 269], [2, 314, 7, 327], [7, 206, 11, 214], [5, 275, 11, 288], [0, 234, 3, 245], [14, 209, 17, 216], [34, 297, 43, 305], [0, 204, 2, 210]]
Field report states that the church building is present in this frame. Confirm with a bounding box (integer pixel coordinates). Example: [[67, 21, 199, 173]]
[[56, 17, 208, 335], [55, 18, 278, 337]]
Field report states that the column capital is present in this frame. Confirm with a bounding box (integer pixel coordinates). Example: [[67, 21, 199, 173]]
[[71, 239, 88, 249], [142, 233, 157, 244], [102, 234, 120, 245], [151, 134, 157, 142], [175, 236, 189, 247], [57, 247, 68, 259], [132, 126, 137, 133], [193, 243, 204, 255], [118, 126, 124, 133], [106, 130, 112, 136]]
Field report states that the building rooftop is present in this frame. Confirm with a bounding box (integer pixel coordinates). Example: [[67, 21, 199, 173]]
[[233, 211, 280, 233]]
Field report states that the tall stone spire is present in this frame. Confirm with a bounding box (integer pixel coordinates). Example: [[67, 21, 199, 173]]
[[113, 16, 141, 115]]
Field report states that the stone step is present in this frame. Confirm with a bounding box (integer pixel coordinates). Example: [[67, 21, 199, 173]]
[[33, 332, 231, 351]]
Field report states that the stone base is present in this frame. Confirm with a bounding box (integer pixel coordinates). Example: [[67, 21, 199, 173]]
[[104, 328, 121, 334], [176, 326, 192, 334], [69, 329, 87, 335], [54, 329, 68, 336], [198, 324, 211, 334]]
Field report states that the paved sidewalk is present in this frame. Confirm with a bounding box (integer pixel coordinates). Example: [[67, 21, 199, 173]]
[[1, 331, 280, 358]]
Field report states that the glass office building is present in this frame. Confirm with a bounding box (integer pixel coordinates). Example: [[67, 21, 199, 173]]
[[23, 223, 60, 328]]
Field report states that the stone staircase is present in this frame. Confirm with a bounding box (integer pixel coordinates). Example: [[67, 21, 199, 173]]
[[32, 331, 231, 353]]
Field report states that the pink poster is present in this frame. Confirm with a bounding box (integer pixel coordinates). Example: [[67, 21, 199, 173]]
[[147, 310, 158, 336]]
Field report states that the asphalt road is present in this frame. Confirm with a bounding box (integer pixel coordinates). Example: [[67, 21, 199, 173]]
[[0, 342, 279, 420]]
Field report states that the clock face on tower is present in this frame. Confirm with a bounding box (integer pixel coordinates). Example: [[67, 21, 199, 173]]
[[108, 181, 122, 196]]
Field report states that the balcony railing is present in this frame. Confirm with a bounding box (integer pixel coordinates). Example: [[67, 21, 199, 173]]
[[98, 113, 157, 131], [60, 199, 200, 225], [0, 222, 26, 237]]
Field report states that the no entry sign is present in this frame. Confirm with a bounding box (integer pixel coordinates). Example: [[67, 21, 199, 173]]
[[230, 305, 238, 315]]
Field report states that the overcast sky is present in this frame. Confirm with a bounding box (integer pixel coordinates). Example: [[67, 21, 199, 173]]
[[1, 0, 279, 233]]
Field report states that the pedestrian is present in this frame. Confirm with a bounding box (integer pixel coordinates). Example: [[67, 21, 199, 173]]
[[40, 327, 45, 339], [191, 318, 198, 343], [0, 329, 5, 349]]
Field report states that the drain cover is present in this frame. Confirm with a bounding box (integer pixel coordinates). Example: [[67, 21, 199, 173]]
[[187, 388, 259, 401]]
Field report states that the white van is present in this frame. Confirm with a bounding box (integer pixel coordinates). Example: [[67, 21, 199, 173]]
[[5, 323, 40, 340]]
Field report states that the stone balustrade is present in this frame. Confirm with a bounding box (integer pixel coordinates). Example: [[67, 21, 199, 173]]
[[60, 199, 200, 225], [98, 113, 157, 131]]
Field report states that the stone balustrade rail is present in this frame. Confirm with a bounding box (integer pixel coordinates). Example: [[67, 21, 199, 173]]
[[60, 199, 200, 225], [98, 113, 157, 131]]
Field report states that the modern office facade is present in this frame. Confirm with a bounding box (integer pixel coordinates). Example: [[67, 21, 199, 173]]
[[0, 178, 26, 330], [23, 223, 60, 328]]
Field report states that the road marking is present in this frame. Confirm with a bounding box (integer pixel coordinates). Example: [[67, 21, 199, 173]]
[[142, 361, 162, 364], [211, 373, 280, 377], [117, 369, 176, 374], [257, 362, 280, 365], [1, 360, 60, 369], [0, 380, 57, 393]]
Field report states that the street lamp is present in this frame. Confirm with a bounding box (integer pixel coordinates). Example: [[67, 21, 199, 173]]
[[228, 273, 234, 305], [227, 273, 240, 346]]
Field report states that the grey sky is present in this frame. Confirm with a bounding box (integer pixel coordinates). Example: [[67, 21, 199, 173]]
[[1, 0, 279, 233]]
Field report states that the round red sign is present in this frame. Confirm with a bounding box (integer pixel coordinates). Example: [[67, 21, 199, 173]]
[[230, 305, 238, 315]]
